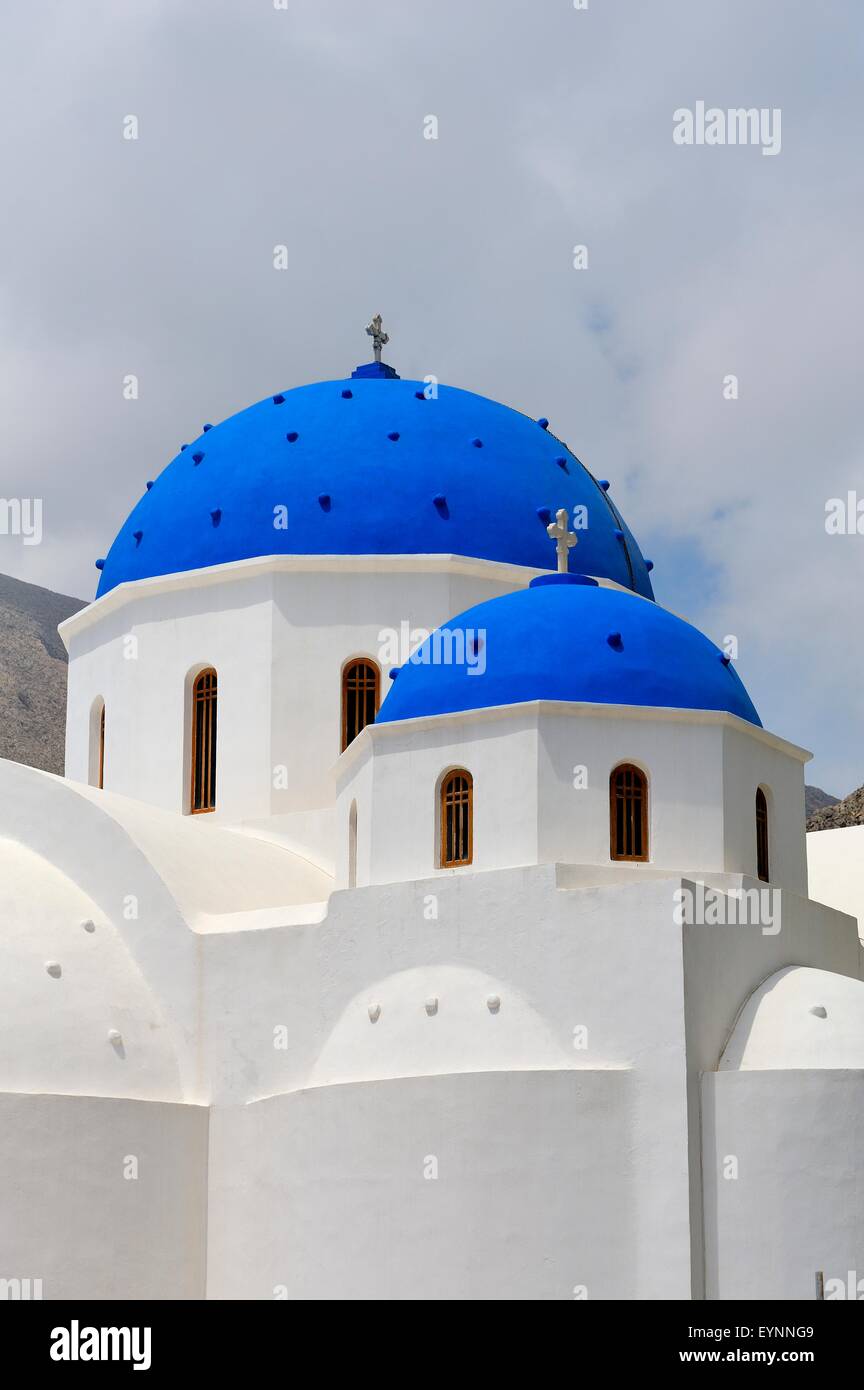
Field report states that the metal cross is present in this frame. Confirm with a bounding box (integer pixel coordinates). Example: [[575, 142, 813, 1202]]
[[366, 313, 390, 363], [546, 507, 578, 573]]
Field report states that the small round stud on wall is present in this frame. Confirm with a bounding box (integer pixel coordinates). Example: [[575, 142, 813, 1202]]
[[368, 1003, 381, 1023], [424, 997, 438, 1016], [486, 995, 501, 1013]]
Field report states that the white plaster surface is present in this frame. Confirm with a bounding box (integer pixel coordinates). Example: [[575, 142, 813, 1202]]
[[719, 966, 864, 1071], [207, 1071, 636, 1301], [62, 556, 530, 858], [703, 1071, 864, 1300], [336, 702, 810, 894], [0, 1093, 207, 1300], [0, 836, 185, 1100], [807, 825, 864, 935]]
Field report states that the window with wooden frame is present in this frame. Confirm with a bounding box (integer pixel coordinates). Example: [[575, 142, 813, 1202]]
[[440, 769, 473, 868], [89, 698, 106, 789], [341, 658, 380, 752], [190, 667, 218, 814], [610, 763, 648, 862], [756, 787, 769, 882], [98, 703, 105, 790]]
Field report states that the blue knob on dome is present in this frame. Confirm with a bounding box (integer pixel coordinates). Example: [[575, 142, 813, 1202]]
[[555, 456, 569, 472], [273, 394, 285, 405], [341, 389, 353, 398], [614, 528, 624, 540], [133, 530, 143, 546], [203, 423, 213, 432], [471, 438, 483, 448], [414, 390, 427, 400], [192, 451, 205, 465], [95, 558, 105, 570], [599, 479, 610, 492], [180, 444, 188, 452], [607, 631, 624, 651], [318, 493, 331, 510], [286, 431, 299, 443], [530, 573, 598, 589], [433, 494, 448, 513], [536, 506, 552, 523], [145, 480, 154, 490], [387, 431, 400, 441], [645, 559, 654, 572], [210, 508, 222, 527], [389, 666, 402, 680], [537, 418, 549, 429]]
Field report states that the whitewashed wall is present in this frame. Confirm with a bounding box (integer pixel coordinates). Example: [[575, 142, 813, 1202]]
[[722, 722, 809, 896], [336, 704, 810, 891], [64, 568, 276, 820], [206, 1071, 636, 1300], [0, 1094, 207, 1300], [703, 1071, 864, 1299], [1, 746, 860, 1299], [62, 556, 529, 865], [335, 709, 539, 888], [807, 825, 864, 934]]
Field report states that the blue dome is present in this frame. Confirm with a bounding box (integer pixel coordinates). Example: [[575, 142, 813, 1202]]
[[95, 375, 654, 598], [377, 576, 761, 727]]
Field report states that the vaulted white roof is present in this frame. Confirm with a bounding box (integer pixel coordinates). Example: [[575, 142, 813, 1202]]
[[720, 965, 864, 1070]]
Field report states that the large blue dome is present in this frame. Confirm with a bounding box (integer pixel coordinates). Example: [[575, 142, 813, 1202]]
[[377, 576, 761, 727], [95, 374, 655, 598]]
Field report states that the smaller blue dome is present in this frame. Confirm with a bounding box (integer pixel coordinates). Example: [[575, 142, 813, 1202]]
[[377, 577, 761, 726]]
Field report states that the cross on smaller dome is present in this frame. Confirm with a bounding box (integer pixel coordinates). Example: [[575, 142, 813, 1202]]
[[546, 508, 578, 573]]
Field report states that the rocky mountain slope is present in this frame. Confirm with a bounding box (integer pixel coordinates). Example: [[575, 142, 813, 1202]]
[[807, 784, 864, 832], [805, 784, 840, 819], [0, 573, 86, 775]]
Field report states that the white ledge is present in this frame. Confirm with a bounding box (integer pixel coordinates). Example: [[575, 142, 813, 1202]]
[[57, 552, 642, 648], [333, 698, 811, 779]]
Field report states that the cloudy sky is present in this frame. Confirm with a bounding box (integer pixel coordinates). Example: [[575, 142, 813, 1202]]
[[0, 0, 861, 792]]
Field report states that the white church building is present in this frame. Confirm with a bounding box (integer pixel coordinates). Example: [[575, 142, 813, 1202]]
[[2, 324, 863, 1301]]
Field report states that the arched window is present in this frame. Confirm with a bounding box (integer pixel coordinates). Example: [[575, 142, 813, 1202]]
[[756, 788, 769, 882], [610, 763, 648, 862], [341, 658, 380, 751], [89, 697, 105, 789], [348, 800, 358, 889], [190, 668, 217, 813], [440, 769, 473, 868], [98, 704, 105, 790]]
